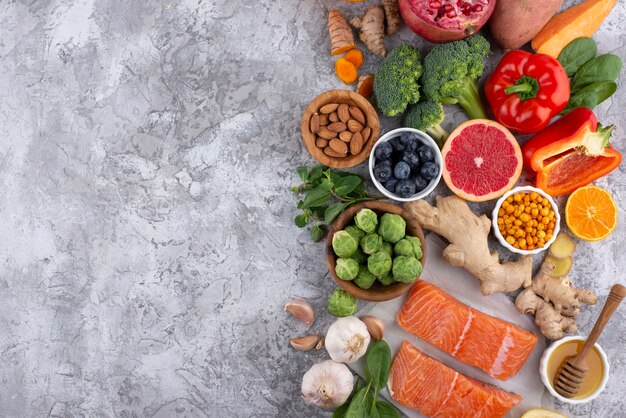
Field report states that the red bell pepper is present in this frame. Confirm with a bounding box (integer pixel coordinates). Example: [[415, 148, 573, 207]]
[[522, 107, 622, 197], [484, 50, 570, 134]]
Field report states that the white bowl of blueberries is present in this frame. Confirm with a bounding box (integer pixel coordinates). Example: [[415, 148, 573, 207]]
[[369, 128, 443, 201]]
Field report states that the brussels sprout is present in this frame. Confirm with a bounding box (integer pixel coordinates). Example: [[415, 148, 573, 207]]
[[406, 236, 423, 259], [332, 230, 358, 258], [350, 247, 367, 264], [378, 272, 395, 286], [378, 213, 406, 243], [381, 242, 394, 258], [354, 208, 378, 233], [354, 266, 377, 289], [392, 256, 423, 283], [345, 225, 365, 242], [394, 239, 414, 257], [360, 233, 383, 255], [368, 251, 392, 278], [327, 289, 358, 317], [335, 257, 360, 281]]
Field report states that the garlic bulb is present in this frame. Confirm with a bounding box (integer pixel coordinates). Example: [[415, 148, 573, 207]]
[[325, 316, 371, 363], [301, 360, 354, 409]]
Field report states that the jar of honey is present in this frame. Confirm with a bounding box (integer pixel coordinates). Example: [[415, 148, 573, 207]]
[[539, 336, 610, 404]]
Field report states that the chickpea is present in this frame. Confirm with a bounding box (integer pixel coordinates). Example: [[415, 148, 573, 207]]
[[497, 218, 504, 225], [506, 236, 515, 245], [548, 221, 555, 230], [540, 207, 550, 216], [519, 213, 530, 222], [542, 217, 551, 225], [531, 208, 539, 217], [514, 219, 523, 226], [514, 193, 522, 202], [537, 230, 546, 239], [506, 205, 515, 214]]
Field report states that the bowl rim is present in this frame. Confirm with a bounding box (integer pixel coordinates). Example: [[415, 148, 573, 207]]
[[491, 186, 561, 255], [301, 89, 380, 169], [539, 335, 610, 404], [368, 127, 443, 202], [326, 201, 427, 302]]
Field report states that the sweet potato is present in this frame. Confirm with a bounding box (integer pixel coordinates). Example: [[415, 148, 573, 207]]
[[489, 0, 563, 50]]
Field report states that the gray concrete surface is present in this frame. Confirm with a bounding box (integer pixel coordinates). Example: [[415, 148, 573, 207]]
[[0, 0, 624, 417]]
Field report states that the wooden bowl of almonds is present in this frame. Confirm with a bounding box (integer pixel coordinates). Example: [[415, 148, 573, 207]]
[[301, 89, 380, 168]]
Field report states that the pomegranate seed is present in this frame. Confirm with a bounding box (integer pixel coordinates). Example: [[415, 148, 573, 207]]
[[446, 9, 458, 18], [443, 3, 454, 11], [472, 4, 483, 12], [429, 0, 442, 8]]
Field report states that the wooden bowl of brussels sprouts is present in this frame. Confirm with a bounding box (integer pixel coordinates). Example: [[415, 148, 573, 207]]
[[326, 201, 427, 302]]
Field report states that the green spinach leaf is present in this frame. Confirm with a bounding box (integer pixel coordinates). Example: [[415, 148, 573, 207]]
[[373, 401, 401, 418], [367, 340, 392, 391], [345, 387, 373, 418], [333, 401, 351, 418], [557, 37, 597, 77], [564, 81, 617, 113], [571, 54, 622, 92]]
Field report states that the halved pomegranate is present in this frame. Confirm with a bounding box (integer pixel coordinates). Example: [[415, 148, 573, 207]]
[[399, 0, 496, 43]]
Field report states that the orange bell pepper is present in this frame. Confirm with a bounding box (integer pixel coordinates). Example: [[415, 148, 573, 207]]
[[523, 107, 622, 197]]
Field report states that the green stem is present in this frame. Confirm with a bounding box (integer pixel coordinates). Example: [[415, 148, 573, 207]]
[[456, 78, 488, 120], [370, 386, 378, 415], [505, 84, 532, 95], [426, 124, 449, 149]]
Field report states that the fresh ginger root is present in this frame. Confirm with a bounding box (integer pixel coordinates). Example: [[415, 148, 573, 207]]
[[328, 9, 356, 56], [335, 58, 358, 85], [405, 195, 533, 295], [344, 48, 364, 69], [351, 6, 387, 57], [357, 74, 374, 98], [516, 260, 597, 340], [382, 0, 401, 35]]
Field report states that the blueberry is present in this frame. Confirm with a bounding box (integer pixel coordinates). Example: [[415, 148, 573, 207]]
[[374, 141, 393, 161], [420, 162, 440, 180], [417, 145, 434, 163], [396, 179, 416, 198], [384, 178, 398, 193], [400, 132, 418, 152], [388, 137, 405, 152], [377, 159, 392, 168], [394, 161, 411, 179], [413, 175, 429, 192], [401, 152, 420, 171], [374, 163, 393, 183]]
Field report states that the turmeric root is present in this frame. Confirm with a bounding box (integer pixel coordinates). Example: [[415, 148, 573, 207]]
[[404, 195, 533, 295], [382, 0, 402, 35], [357, 74, 374, 98], [328, 9, 356, 56], [351, 6, 387, 57], [335, 58, 358, 85], [516, 260, 597, 340], [344, 48, 364, 69]]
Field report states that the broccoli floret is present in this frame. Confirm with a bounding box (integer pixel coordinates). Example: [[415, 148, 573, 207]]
[[421, 35, 490, 120], [404, 100, 449, 148], [373, 44, 422, 117]]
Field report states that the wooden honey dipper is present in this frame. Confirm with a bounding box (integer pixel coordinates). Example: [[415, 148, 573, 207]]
[[554, 284, 626, 398]]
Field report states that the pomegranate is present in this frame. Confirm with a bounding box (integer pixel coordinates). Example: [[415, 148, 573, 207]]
[[399, 0, 496, 43]]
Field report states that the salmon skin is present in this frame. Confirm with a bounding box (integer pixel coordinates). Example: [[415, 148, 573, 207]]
[[390, 341, 522, 418], [397, 281, 538, 380]]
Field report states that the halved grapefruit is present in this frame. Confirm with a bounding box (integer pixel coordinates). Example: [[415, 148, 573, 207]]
[[442, 119, 522, 202]]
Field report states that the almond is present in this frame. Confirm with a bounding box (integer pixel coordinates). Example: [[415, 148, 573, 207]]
[[339, 131, 352, 143], [338, 104, 350, 123], [310, 113, 320, 134], [350, 132, 364, 155], [315, 137, 329, 148], [319, 114, 329, 125], [329, 112, 339, 123], [349, 106, 366, 125], [329, 138, 348, 156], [361, 127, 371, 143], [328, 122, 347, 133], [324, 146, 345, 158], [320, 103, 339, 114], [317, 126, 337, 140], [348, 119, 363, 133]]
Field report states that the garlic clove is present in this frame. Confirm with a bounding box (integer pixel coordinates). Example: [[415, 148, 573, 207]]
[[290, 334, 322, 351], [315, 338, 325, 350], [360, 315, 385, 341], [284, 299, 315, 327]]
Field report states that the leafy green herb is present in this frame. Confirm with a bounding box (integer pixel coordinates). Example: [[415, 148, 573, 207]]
[[570, 54, 622, 92], [293, 165, 384, 241], [334, 340, 400, 418], [557, 37, 597, 77], [563, 81, 617, 114]]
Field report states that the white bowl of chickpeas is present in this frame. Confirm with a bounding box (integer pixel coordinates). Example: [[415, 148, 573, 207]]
[[492, 186, 560, 255]]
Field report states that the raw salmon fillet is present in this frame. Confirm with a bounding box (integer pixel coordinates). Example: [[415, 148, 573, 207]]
[[397, 281, 538, 380], [390, 341, 522, 418]]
